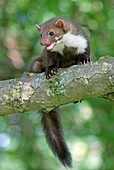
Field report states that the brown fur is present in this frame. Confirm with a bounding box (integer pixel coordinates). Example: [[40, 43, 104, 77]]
[[29, 16, 91, 167]]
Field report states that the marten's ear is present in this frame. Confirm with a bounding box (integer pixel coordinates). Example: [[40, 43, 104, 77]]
[[36, 24, 41, 31], [55, 19, 66, 31]]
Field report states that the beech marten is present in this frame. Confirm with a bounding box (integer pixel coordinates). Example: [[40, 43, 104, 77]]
[[29, 16, 91, 168]]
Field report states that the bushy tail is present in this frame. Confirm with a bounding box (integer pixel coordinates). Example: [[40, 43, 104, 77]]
[[41, 109, 72, 168]]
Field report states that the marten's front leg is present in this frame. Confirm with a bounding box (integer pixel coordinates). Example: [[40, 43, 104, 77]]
[[45, 52, 62, 79]]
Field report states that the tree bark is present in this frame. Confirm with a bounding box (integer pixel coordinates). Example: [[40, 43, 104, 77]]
[[0, 56, 114, 116]]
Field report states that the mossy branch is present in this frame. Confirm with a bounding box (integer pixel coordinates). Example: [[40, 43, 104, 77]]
[[0, 56, 114, 116]]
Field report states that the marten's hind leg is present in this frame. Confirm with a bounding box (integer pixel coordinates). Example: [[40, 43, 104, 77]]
[[29, 56, 47, 73]]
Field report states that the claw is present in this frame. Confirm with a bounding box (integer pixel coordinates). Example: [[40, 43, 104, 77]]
[[80, 62, 82, 65], [46, 74, 51, 79], [81, 58, 92, 65], [51, 70, 54, 74], [45, 67, 59, 79], [90, 59, 93, 64]]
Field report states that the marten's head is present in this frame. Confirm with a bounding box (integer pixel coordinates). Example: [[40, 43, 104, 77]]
[[36, 17, 68, 51]]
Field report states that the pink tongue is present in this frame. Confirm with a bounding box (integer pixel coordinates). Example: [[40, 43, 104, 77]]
[[47, 43, 56, 50]]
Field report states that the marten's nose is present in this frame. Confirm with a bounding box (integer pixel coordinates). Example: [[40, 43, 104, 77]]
[[40, 40, 46, 46]]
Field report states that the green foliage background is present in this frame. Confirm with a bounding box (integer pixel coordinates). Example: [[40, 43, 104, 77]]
[[0, 0, 114, 170]]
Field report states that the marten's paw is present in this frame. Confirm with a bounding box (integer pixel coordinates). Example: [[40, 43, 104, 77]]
[[80, 58, 92, 65], [45, 66, 59, 79]]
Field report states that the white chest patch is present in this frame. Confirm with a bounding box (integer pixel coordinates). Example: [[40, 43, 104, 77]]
[[52, 31, 88, 55]]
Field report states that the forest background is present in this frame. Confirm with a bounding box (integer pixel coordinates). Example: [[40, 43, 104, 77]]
[[0, 0, 114, 170]]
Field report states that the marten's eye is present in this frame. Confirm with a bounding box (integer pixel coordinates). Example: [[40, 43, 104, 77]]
[[40, 34, 42, 37], [49, 31, 54, 36]]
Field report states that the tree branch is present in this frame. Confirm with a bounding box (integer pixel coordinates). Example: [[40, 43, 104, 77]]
[[0, 56, 114, 116]]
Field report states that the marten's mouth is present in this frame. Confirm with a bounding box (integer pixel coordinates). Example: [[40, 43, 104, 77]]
[[46, 42, 56, 51]]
